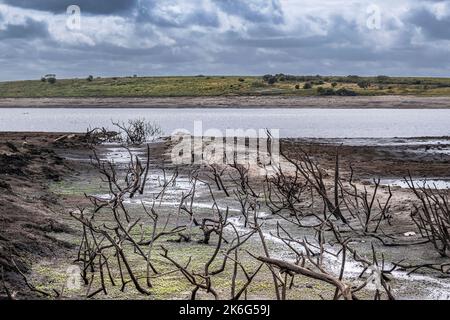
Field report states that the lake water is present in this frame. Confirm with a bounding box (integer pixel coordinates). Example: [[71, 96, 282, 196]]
[[0, 108, 449, 138]]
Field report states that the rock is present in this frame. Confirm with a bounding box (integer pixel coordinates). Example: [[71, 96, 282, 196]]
[[70, 209, 83, 215], [0, 180, 11, 190], [54, 134, 75, 142], [404, 232, 416, 237], [6, 141, 18, 152]]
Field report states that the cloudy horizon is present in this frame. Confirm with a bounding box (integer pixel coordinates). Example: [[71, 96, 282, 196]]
[[0, 0, 449, 81]]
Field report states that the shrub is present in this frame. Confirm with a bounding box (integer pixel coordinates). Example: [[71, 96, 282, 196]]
[[263, 74, 277, 85], [295, 84, 300, 90], [47, 77, 56, 84], [336, 88, 358, 96], [331, 82, 338, 88], [87, 75, 94, 82], [376, 75, 390, 83], [112, 119, 162, 145], [267, 77, 277, 85], [357, 80, 370, 89], [238, 78, 245, 82], [303, 82, 312, 89], [251, 81, 266, 88], [42, 74, 56, 84], [317, 87, 336, 96], [347, 75, 360, 81]]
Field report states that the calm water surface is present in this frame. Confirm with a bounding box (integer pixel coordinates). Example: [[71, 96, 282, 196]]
[[0, 108, 449, 138]]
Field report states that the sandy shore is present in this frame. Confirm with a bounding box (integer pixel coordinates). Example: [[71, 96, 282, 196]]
[[0, 95, 449, 108]]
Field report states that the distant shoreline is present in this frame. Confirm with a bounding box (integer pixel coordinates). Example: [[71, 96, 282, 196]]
[[0, 96, 449, 109]]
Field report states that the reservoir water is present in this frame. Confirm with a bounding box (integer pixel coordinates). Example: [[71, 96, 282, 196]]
[[0, 108, 449, 138]]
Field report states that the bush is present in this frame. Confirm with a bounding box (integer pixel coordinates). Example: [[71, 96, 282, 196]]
[[238, 78, 245, 82], [263, 74, 277, 85], [357, 80, 370, 89], [347, 75, 360, 81], [336, 88, 358, 96], [295, 84, 300, 90], [47, 77, 56, 84], [376, 75, 390, 83], [87, 75, 94, 82], [251, 81, 266, 88], [112, 119, 162, 145], [317, 87, 336, 96], [267, 77, 277, 85], [312, 87, 358, 96], [303, 82, 312, 89], [42, 74, 56, 84], [331, 82, 338, 88]]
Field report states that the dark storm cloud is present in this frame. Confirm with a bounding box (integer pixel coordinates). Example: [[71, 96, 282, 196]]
[[407, 7, 450, 40], [223, 15, 362, 50], [0, 17, 49, 40], [1, 0, 450, 81], [0, 0, 138, 14]]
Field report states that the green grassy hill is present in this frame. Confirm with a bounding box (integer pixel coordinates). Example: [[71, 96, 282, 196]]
[[1, 75, 450, 98]]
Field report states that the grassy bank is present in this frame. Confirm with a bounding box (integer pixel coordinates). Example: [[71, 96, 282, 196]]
[[1, 75, 450, 98]]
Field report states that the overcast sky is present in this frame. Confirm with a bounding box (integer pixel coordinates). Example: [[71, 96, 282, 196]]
[[0, 0, 449, 80]]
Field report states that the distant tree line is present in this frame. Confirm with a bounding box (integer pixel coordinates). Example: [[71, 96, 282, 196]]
[[262, 73, 450, 88]]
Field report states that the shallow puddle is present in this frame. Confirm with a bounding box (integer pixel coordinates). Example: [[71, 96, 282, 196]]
[[379, 178, 450, 190]]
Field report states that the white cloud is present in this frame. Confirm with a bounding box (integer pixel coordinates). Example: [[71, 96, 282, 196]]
[[0, 0, 449, 80]]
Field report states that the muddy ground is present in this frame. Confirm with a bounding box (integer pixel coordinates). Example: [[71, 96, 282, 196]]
[[1, 96, 450, 109], [0, 132, 449, 300]]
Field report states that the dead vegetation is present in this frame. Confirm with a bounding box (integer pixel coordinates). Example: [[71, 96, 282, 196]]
[[58, 137, 440, 300], [407, 175, 450, 258], [1, 132, 449, 300]]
